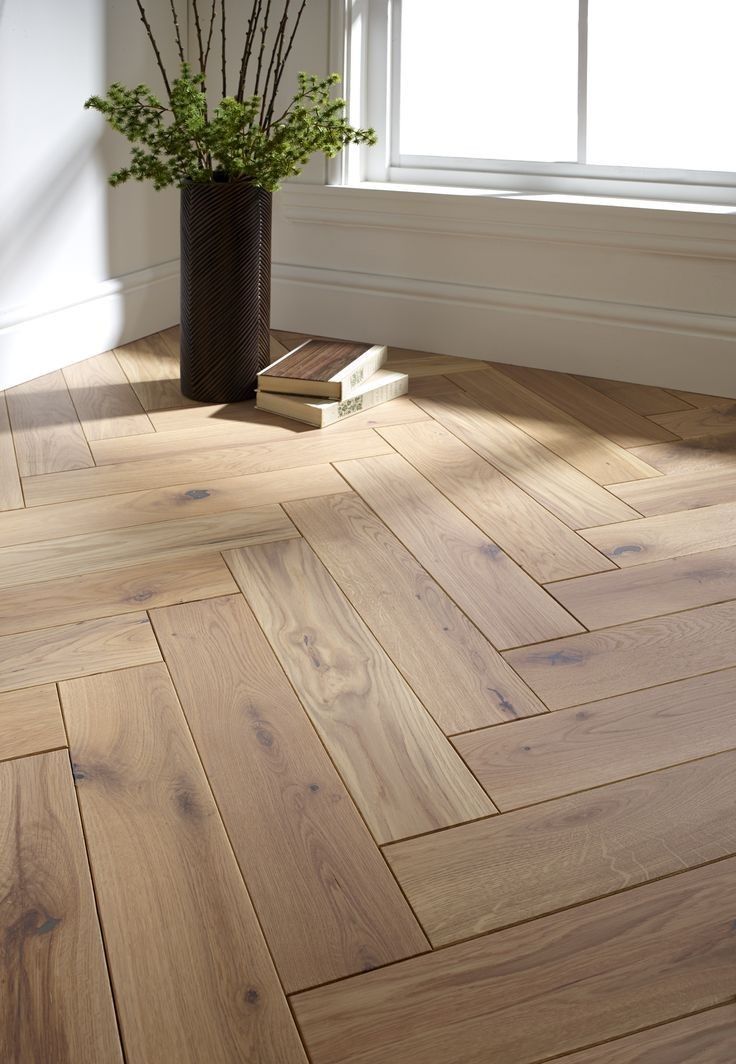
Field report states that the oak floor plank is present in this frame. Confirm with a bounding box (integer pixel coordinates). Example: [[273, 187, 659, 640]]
[[553, 1005, 736, 1063], [649, 399, 736, 439], [336, 453, 583, 649], [152, 594, 428, 992], [411, 386, 640, 528], [385, 751, 736, 945], [503, 600, 736, 709], [378, 420, 616, 581], [546, 545, 736, 628], [385, 353, 482, 377], [60, 664, 307, 1064], [580, 502, 736, 567], [113, 330, 200, 412], [0, 506, 297, 590], [448, 366, 661, 483], [453, 668, 736, 809], [0, 554, 237, 637], [0, 749, 123, 1063], [62, 352, 154, 441], [493, 363, 678, 446], [22, 429, 393, 506], [607, 465, 736, 515], [0, 685, 67, 761], [6, 370, 94, 475], [670, 388, 734, 408], [0, 393, 23, 510], [291, 859, 736, 1064], [573, 375, 694, 415], [0, 463, 345, 548], [286, 493, 545, 732], [226, 538, 495, 843], [0, 613, 161, 693], [629, 431, 736, 475]]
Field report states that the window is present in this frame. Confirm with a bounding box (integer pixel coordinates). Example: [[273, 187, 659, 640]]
[[336, 0, 736, 203]]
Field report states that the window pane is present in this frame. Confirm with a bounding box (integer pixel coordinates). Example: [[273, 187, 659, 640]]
[[587, 0, 736, 172], [399, 0, 579, 162]]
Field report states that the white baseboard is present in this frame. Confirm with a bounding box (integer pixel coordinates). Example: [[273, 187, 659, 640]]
[[272, 262, 736, 398], [0, 260, 180, 390]]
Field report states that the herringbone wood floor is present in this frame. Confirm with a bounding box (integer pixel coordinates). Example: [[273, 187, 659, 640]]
[[1, 326, 735, 1063]]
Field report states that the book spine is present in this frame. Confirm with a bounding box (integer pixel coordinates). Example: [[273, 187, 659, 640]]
[[322, 373, 408, 427], [339, 346, 388, 399]]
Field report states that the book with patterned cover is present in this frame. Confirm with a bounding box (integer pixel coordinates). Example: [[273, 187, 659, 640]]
[[256, 369, 408, 427], [258, 339, 388, 399]]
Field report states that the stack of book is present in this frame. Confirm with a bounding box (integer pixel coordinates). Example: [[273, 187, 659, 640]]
[[256, 338, 408, 427]]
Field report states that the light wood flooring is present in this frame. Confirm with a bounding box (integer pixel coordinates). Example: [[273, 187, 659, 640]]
[[1, 325, 735, 1063]]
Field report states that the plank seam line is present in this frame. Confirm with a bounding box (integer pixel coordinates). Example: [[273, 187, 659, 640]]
[[536, 591, 736, 632], [0, 743, 68, 765], [2, 392, 27, 508]]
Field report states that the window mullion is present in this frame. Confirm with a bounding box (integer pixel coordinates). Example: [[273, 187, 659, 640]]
[[577, 0, 589, 165]]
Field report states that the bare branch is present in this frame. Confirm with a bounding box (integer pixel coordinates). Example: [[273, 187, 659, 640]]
[[191, 0, 207, 73], [237, 0, 263, 102], [260, 0, 291, 123], [203, 0, 218, 70], [221, 0, 227, 97], [253, 0, 274, 99], [134, 0, 172, 97], [167, 0, 186, 64], [265, 0, 308, 128]]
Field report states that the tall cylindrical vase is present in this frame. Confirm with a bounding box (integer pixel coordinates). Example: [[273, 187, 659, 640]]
[[180, 178, 272, 402]]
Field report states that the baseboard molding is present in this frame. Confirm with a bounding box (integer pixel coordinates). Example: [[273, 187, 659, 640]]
[[272, 262, 736, 398], [0, 260, 180, 390]]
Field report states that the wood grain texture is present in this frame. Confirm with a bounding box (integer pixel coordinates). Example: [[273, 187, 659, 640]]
[[580, 502, 736, 567], [6, 370, 93, 475], [385, 352, 482, 377], [61, 664, 307, 1064], [285, 493, 545, 732], [152, 594, 428, 991], [62, 352, 154, 441], [292, 859, 736, 1064], [385, 751, 736, 945], [0, 554, 237, 636], [410, 386, 640, 528], [0, 613, 160, 693], [449, 365, 661, 483], [0, 685, 66, 762], [494, 363, 678, 446], [22, 429, 393, 506], [0, 463, 346, 548], [573, 375, 694, 415], [453, 667, 736, 809], [378, 419, 616, 581], [227, 538, 495, 843], [629, 431, 736, 475], [553, 1005, 736, 1063], [0, 749, 122, 1064], [546, 545, 736, 628], [649, 399, 736, 439], [607, 466, 736, 515], [336, 453, 583, 649], [503, 600, 736, 709], [262, 339, 372, 380], [0, 506, 297, 590], [113, 330, 200, 412], [0, 393, 23, 510]]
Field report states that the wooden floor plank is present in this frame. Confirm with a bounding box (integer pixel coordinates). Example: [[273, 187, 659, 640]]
[[0, 613, 161, 693], [378, 420, 616, 581], [580, 502, 736, 567], [385, 751, 736, 945], [553, 1005, 736, 1063], [410, 386, 640, 528], [0, 393, 23, 510], [0, 749, 123, 1063], [503, 601, 736, 709], [291, 859, 736, 1064], [453, 667, 736, 809], [629, 431, 736, 475], [648, 399, 736, 439], [6, 370, 93, 475], [62, 352, 154, 441], [113, 331, 199, 412], [0, 554, 237, 636], [0, 685, 67, 761], [573, 375, 695, 415], [60, 664, 307, 1064], [546, 545, 736, 628], [0, 463, 346, 549], [386, 353, 483, 377], [336, 453, 583, 649], [22, 429, 393, 507], [607, 465, 736, 515], [152, 594, 428, 992], [448, 366, 661, 483], [493, 363, 678, 446], [285, 493, 545, 732], [226, 538, 495, 844], [0, 506, 297, 590]]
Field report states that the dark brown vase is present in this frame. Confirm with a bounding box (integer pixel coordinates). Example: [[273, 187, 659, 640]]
[[180, 177, 272, 402]]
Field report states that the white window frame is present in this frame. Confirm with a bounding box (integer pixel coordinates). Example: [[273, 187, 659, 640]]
[[331, 0, 736, 206]]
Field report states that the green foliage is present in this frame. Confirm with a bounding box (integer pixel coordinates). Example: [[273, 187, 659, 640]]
[[85, 66, 376, 191]]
